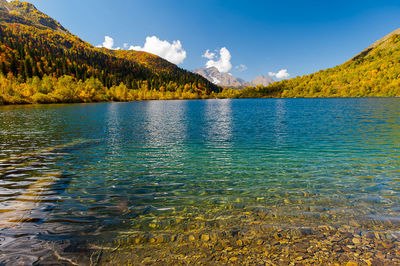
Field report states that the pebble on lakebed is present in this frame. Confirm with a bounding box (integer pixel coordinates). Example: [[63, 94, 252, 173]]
[[97, 226, 400, 264], [94, 203, 400, 265]]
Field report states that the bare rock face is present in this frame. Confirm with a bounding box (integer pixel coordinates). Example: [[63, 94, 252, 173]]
[[248, 75, 274, 87], [193, 67, 245, 88], [0, 0, 10, 12], [193, 67, 274, 88]]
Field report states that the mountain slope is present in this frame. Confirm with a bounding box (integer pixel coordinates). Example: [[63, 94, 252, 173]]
[[0, 0, 219, 104], [0, 0, 68, 33], [265, 28, 400, 98]]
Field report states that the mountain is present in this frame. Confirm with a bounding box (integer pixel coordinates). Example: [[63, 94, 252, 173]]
[[0, 0, 220, 104], [0, 0, 68, 33], [262, 28, 400, 98], [248, 75, 274, 87], [193, 67, 274, 88], [193, 67, 245, 87]]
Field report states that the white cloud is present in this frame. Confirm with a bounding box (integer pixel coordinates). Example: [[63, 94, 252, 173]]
[[129, 36, 186, 65], [205, 47, 232, 73], [97, 36, 120, 50], [268, 69, 290, 79], [202, 49, 215, 60], [235, 64, 247, 72], [96, 35, 186, 65]]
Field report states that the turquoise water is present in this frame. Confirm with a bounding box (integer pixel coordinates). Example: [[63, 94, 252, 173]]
[[1, 98, 400, 263]]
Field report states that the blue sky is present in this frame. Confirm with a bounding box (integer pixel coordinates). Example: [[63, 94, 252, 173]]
[[25, 0, 400, 81]]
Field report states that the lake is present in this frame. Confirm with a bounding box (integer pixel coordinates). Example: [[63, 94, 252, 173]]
[[1, 98, 400, 264]]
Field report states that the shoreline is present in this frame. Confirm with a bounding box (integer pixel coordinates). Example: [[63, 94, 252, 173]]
[[1, 96, 400, 107]]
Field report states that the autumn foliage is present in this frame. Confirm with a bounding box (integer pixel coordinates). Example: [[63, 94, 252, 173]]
[[1, 0, 400, 104], [0, 0, 219, 104]]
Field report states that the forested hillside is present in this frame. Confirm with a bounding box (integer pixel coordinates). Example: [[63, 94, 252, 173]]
[[1, 0, 399, 104], [0, 0, 220, 104], [236, 28, 400, 98]]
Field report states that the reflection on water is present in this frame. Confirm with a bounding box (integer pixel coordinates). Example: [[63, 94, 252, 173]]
[[205, 99, 232, 142], [105, 102, 124, 156], [273, 99, 288, 146], [204, 99, 234, 173], [144, 100, 188, 145], [1, 99, 400, 264]]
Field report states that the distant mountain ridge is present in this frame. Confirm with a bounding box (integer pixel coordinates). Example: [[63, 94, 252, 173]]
[[249, 75, 275, 87], [193, 67, 274, 88], [193, 67, 245, 87]]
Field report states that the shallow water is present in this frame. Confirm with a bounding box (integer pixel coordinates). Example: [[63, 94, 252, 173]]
[[0, 98, 400, 264]]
